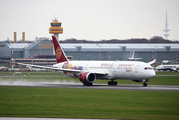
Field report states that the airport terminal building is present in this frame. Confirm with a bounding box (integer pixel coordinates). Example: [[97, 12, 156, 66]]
[[0, 37, 179, 65]]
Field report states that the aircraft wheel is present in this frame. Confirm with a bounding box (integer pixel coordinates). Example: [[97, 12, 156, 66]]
[[108, 81, 117, 86], [108, 81, 113, 86], [114, 81, 117, 86], [143, 83, 147, 87], [108, 81, 111, 86], [111, 82, 114, 86]]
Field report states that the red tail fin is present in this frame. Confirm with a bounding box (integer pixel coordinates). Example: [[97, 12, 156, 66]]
[[52, 36, 68, 63]]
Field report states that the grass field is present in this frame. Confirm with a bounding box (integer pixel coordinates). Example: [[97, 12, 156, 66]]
[[0, 71, 179, 119], [0, 87, 179, 120]]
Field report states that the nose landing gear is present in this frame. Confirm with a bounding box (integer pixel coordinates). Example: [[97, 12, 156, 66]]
[[143, 82, 147, 87]]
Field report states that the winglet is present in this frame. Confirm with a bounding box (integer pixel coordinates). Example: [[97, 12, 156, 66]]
[[148, 59, 156, 65], [52, 36, 68, 63]]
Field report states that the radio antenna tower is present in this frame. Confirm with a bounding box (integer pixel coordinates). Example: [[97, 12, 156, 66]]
[[163, 9, 170, 39]]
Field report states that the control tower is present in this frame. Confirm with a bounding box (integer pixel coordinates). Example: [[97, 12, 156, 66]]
[[49, 19, 63, 40]]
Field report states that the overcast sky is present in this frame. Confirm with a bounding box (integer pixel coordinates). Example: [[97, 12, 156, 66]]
[[0, 0, 179, 41]]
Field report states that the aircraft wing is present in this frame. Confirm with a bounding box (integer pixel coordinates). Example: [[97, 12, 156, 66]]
[[134, 58, 142, 60], [18, 63, 109, 75], [147, 59, 156, 65], [18, 63, 81, 73]]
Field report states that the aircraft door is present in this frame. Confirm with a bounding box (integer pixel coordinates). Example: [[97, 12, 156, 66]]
[[132, 65, 143, 79], [86, 64, 89, 69], [112, 63, 119, 78]]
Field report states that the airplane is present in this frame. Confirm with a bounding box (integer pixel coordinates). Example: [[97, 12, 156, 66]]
[[18, 36, 156, 87], [162, 60, 176, 64], [0, 66, 8, 71], [128, 50, 142, 61], [155, 64, 179, 72]]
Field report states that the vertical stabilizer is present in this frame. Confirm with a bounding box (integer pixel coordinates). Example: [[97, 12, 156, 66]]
[[132, 50, 135, 58], [52, 36, 68, 63]]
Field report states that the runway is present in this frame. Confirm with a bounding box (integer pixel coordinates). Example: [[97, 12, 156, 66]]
[[0, 81, 179, 91], [1, 73, 179, 91]]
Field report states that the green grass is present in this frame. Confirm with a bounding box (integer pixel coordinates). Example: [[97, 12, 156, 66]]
[[149, 76, 179, 85], [156, 71, 179, 75], [0, 71, 179, 119], [0, 87, 179, 119]]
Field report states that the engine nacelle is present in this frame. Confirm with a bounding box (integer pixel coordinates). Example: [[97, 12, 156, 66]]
[[79, 72, 96, 83]]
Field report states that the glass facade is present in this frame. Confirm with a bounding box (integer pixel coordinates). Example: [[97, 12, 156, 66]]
[[51, 23, 61, 26], [49, 29, 63, 31]]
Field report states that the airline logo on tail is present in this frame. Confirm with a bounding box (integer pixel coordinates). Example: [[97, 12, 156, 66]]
[[55, 47, 62, 59], [52, 36, 68, 63]]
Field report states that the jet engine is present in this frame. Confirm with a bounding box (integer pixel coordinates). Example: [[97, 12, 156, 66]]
[[79, 72, 96, 86]]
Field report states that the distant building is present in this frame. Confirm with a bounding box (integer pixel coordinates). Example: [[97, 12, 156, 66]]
[[0, 37, 179, 65]]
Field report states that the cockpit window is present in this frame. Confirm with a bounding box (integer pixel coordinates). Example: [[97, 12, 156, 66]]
[[144, 67, 153, 70]]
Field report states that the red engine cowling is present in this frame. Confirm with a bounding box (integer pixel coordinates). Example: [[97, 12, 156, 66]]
[[79, 72, 96, 83]]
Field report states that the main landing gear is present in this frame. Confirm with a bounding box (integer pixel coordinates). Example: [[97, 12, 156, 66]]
[[143, 82, 147, 87], [108, 80, 117, 86]]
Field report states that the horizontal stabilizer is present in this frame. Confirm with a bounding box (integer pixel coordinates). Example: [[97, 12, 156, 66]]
[[147, 59, 156, 65]]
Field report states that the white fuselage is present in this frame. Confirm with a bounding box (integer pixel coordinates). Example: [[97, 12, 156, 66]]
[[53, 60, 155, 81]]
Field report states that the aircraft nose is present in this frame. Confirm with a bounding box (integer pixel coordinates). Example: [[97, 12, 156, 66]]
[[150, 71, 156, 78]]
